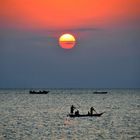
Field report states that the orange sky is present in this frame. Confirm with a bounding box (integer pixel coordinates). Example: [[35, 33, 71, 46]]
[[0, 0, 140, 29]]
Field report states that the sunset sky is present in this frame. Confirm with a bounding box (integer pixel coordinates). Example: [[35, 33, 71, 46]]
[[0, 0, 140, 88]]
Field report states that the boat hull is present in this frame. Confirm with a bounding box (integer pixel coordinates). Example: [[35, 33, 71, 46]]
[[93, 92, 107, 94], [68, 112, 104, 118], [29, 91, 49, 94]]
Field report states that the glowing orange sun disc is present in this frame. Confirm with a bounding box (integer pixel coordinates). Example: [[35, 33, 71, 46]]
[[59, 34, 76, 49]]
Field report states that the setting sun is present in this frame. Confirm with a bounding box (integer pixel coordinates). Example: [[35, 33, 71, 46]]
[[59, 34, 76, 49]]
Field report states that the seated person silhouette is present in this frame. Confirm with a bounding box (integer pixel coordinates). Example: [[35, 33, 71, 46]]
[[75, 110, 79, 115]]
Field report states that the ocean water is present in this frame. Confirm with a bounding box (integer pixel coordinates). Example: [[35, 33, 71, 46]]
[[0, 89, 140, 140]]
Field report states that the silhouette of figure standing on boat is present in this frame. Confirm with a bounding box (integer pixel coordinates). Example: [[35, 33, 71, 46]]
[[70, 105, 80, 115], [90, 107, 97, 115], [70, 105, 76, 114]]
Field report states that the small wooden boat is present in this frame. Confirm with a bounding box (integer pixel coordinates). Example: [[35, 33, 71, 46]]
[[93, 91, 107, 94], [68, 112, 104, 118], [29, 90, 49, 94]]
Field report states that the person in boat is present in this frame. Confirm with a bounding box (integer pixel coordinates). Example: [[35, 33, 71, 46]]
[[90, 107, 97, 115], [70, 105, 76, 114], [75, 110, 79, 115]]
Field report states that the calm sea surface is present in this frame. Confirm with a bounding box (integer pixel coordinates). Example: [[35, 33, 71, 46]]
[[0, 89, 140, 140]]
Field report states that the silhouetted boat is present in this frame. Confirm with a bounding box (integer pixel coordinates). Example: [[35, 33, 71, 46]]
[[93, 91, 107, 94], [68, 112, 104, 118], [29, 90, 49, 94]]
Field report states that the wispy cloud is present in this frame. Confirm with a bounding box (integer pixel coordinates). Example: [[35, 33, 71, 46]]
[[40, 27, 100, 33]]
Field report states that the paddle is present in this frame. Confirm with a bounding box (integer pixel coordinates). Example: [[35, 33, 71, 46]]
[[93, 108, 98, 114]]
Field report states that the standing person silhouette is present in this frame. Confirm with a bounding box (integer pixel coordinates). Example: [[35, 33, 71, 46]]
[[90, 107, 97, 115], [70, 105, 76, 114]]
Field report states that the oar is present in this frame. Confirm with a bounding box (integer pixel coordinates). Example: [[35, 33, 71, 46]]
[[93, 108, 98, 114]]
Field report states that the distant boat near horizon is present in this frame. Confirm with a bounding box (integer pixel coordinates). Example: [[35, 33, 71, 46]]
[[93, 91, 108, 94], [29, 90, 49, 94]]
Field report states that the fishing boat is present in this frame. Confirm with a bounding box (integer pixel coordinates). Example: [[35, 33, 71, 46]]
[[68, 112, 104, 118], [29, 90, 49, 94], [93, 91, 107, 94]]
